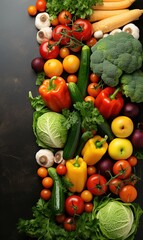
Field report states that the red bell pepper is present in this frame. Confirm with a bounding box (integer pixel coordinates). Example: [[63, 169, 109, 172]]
[[39, 76, 72, 112], [94, 87, 124, 119]]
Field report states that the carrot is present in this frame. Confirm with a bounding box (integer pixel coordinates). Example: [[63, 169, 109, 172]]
[[92, 9, 143, 33], [92, 0, 135, 10], [89, 9, 129, 22]]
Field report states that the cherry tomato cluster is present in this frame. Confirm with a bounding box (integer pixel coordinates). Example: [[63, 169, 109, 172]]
[[27, 0, 47, 16]]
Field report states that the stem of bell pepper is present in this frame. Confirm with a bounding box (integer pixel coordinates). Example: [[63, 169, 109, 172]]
[[48, 76, 57, 90], [73, 155, 80, 167], [95, 135, 108, 148], [109, 87, 121, 100]]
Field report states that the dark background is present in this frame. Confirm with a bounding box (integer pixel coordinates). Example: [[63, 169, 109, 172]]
[[0, 0, 143, 239]]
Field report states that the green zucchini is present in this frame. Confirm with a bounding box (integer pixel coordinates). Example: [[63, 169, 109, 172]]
[[75, 131, 94, 156], [77, 45, 90, 97], [48, 167, 64, 215], [68, 82, 83, 104], [63, 113, 81, 160], [97, 119, 114, 142]]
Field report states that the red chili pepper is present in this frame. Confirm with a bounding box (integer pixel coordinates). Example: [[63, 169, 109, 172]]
[[39, 76, 72, 112], [94, 87, 124, 119]]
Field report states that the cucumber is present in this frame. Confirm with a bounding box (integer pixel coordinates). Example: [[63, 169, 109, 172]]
[[63, 113, 81, 160], [68, 82, 83, 104], [97, 119, 114, 142], [48, 167, 64, 215], [75, 131, 94, 156], [77, 45, 91, 97]]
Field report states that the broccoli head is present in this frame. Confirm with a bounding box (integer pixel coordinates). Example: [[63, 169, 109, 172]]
[[120, 70, 143, 103], [90, 32, 143, 87]]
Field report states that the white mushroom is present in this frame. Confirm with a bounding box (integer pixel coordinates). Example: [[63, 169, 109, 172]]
[[109, 29, 122, 35], [94, 30, 103, 39], [122, 23, 140, 39], [36, 27, 53, 44], [103, 33, 109, 38], [35, 149, 54, 168], [54, 150, 65, 164], [35, 12, 51, 30]]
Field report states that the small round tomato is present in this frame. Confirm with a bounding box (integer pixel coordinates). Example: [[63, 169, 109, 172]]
[[113, 160, 132, 180], [124, 173, 138, 186], [87, 83, 101, 98], [52, 25, 71, 45], [86, 37, 97, 47], [40, 189, 52, 200], [72, 19, 93, 41], [37, 167, 48, 178], [39, 40, 59, 60], [58, 10, 72, 25], [59, 47, 70, 58], [87, 166, 97, 175], [90, 73, 100, 83], [84, 202, 94, 213], [42, 177, 54, 188], [127, 155, 138, 167], [81, 190, 93, 202], [65, 195, 84, 216], [51, 17, 59, 26], [69, 43, 82, 53], [87, 174, 108, 196], [63, 217, 76, 231], [109, 178, 124, 195], [36, 0, 46, 12], [119, 185, 137, 203], [44, 59, 63, 78], [27, 5, 37, 16], [63, 55, 80, 73], [55, 214, 66, 224], [56, 164, 67, 175], [67, 74, 78, 83], [84, 96, 95, 104]]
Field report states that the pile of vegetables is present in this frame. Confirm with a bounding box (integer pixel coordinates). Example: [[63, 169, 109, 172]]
[[18, 0, 143, 239]]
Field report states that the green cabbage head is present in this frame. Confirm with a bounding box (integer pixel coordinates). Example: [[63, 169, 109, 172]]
[[96, 200, 134, 240], [36, 112, 68, 149]]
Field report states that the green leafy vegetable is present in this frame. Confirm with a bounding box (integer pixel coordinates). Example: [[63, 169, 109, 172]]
[[36, 72, 46, 86], [29, 91, 46, 111]]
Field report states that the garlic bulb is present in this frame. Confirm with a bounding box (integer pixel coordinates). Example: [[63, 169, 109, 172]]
[[37, 27, 53, 44], [35, 149, 54, 168], [94, 30, 103, 39], [122, 23, 140, 39], [35, 12, 50, 30]]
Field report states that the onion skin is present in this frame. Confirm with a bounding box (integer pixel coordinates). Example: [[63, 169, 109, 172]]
[[31, 57, 45, 73], [96, 158, 114, 179], [122, 103, 139, 119], [131, 129, 143, 148]]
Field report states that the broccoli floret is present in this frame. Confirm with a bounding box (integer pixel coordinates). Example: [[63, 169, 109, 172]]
[[90, 32, 143, 87], [120, 70, 143, 103]]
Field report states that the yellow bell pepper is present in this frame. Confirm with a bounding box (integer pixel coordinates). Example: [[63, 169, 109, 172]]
[[65, 156, 87, 193], [81, 135, 108, 165]]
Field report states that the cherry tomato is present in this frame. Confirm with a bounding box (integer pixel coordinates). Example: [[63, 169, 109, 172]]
[[65, 195, 84, 216], [113, 160, 132, 180], [44, 59, 63, 78], [127, 155, 138, 167], [36, 0, 46, 12], [84, 202, 94, 213], [51, 17, 59, 26], [52, 25, 71, 45], [59, 47, 70, 58], [67, 74, 78, 83], [63, 217, 76, 231], [109, 178, 124, 195], [63, 55, 80, 74], [55, 214, 66, 224], [84, 96, 95, 104], [40, 189, 51, 200], [56, 164, 67, 175], [86, 37, 97, 47], [124, 173, 138, 186], [87, 166, 97, 175], [37, 167, 48, 178], [58, 10, 72, 25], [42, 177, 54, 188], [87, 83, 102, 98], [90, 73, 100, 83], [87, 174, 108, 196], [39, 40, 59, 60], [69, 43, 82, 53], [81, 190, 93, 202], [27, 5, 37, 16], [72, 19, 93, 41], [119, 185, 137, 203]]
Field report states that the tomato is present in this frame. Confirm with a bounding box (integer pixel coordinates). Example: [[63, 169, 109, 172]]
[[56, 164, 67, 175], [113, 160, 132, 180], [55, 214, 66, 224], [36, 0, 46, 12], [109, 178, 124, 195], [87, 174, 108, 196], [65, 195, 84, 216], [69, 41, 82, 53], [44, 59, 63, 78], [81, 190, 93, 202], [40, 189, 51, 200], [86, 37, 97, 47], [127, 155, 138, 167], [58, 10, 72, 25], [59, 47, 70, 58], [42, 177, 53, 188], [119, 185, 137, 203], [37, 167, 48, 178], [72, 19, 93, 41], [124, 173, 138, 186], [67, 74, 78, 83], [51, 17, 59, 26], [90, 73, 100, 83], [63, 55, 80, 73], [39, 40, 60, 60], [63, 217, 76, 231], [87, 166, 97, 175], [52, 25, 71, 45], [27, 5, 37, 16], [87, 83, 102, 98], [84, 95, 95, 104], [84, 202, 94, 213]]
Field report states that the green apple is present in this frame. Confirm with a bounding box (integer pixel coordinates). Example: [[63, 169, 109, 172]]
[[108, 138, 133, 160], [111, 116, 134, 138]]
